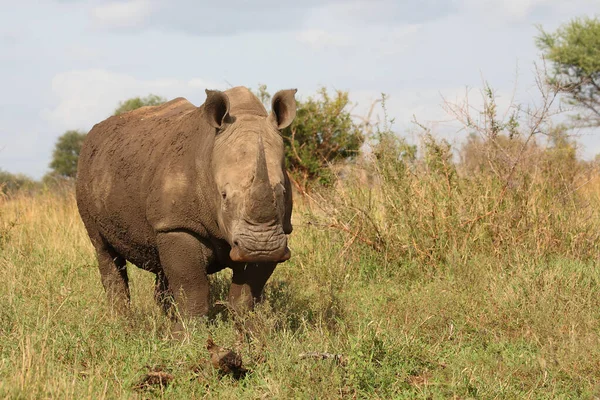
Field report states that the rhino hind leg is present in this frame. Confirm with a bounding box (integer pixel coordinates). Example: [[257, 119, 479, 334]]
[[94, 238, 130, 313], [228, 263, 276, 315], [154, 271, 175, 317]]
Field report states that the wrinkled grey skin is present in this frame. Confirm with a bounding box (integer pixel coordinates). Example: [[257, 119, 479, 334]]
[[76, 86, 296, 321]]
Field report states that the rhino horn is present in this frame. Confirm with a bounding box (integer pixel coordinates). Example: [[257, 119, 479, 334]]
[[254, 135, 270, 186], [246, 136, 277, 223]]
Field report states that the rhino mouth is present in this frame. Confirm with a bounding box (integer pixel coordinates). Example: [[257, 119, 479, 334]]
[[229, 245, 291, 263], [228, 228, 290, 263]]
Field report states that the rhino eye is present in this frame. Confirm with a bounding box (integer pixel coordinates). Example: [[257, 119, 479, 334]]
[[221, 191, 227, 200]]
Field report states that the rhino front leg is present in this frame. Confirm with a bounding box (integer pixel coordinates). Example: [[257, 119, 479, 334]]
[[228, 263, 276, 314], [156, 231, 211, 320]]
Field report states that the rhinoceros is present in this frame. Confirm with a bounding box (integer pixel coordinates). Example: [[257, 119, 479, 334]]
[[75, 86, 296, 322]]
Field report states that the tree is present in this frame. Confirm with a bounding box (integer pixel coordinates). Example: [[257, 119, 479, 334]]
[[49, 130, 87, 178], [257, 86, 364, 189], [113, 94, 167, 116], [536, 17, 600, 127]]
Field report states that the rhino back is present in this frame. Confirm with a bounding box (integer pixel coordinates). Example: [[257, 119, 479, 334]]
[[76, 97, 215, 269]]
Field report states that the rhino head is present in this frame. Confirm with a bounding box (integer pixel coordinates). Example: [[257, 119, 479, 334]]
[[203, 87, 296, 263]]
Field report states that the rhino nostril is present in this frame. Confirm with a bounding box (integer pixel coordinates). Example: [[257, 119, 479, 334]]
[[233, 239, 240, 247]]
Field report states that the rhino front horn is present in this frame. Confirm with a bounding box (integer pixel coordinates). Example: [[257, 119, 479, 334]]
[[245, 136, 277, 223]]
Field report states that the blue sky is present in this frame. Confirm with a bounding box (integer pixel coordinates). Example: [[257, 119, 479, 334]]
[[1, 0, 598, 178]]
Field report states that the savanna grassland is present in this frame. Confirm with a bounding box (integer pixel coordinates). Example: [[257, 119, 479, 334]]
[[2, 92, 600, 399]]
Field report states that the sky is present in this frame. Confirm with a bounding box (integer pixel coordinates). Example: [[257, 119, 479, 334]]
[[0, 0, 598, 179]]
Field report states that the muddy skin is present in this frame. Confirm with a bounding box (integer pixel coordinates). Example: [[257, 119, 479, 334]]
[[75, 86, 296, 327]]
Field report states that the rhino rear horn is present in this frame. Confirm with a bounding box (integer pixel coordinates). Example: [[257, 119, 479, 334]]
[[268, 89, 297, 129], [204, 89, 230, 129]]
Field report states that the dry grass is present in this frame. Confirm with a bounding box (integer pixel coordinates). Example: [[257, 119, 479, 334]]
[[1, 164, 600, 398]]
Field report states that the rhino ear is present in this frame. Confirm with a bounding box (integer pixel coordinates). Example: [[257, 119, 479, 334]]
[[204, 89, 230, 129], [268, 89, 297, 129]]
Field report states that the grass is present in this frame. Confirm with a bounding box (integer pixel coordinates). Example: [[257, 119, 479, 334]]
[[1, 179, 600, 399]]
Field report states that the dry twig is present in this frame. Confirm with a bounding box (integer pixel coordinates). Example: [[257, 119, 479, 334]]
[[299, 352, 347, 365]]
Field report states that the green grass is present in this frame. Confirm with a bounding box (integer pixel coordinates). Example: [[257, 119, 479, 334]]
[[1, 187, 600, 399]]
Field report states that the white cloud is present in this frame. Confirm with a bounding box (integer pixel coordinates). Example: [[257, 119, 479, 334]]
[[64, 45, 99, 62], [42, 69, 223, 132], [307, 0, 456, 26], [92, 0, 153, 28], [459, 0, 549, 19], [88, 0, 341, 35], [295, 29, 351, 49], [457, 0, 599, 21], [376, 24, 422, 56], [86, 0, 453, 36], [295, 24, 420, 57]]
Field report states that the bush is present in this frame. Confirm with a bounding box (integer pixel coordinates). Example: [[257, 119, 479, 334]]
[[0, 169, 40, 195], [257, 85, 364, 191]]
